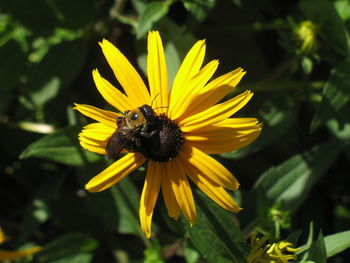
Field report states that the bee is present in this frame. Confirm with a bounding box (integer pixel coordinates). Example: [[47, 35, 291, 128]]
[[106, 105, 158, 159]]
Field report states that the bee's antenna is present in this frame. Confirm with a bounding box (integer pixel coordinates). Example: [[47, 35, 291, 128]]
[[150, 93, 160, 107], [150, 93, 169, 110]]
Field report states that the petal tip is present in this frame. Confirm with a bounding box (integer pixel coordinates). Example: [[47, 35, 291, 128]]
[[145, 231, 151, 239], [85, 182, 99, 193], [73, 103, 81, 110]]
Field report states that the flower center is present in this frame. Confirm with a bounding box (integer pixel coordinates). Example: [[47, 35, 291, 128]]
[[139, 113, 184, 162]]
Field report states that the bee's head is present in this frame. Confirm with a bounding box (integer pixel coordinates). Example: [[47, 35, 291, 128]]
[[125, 108, 146, 129]]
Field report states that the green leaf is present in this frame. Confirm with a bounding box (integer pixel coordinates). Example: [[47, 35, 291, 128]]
[[137, 18, 194, 86], [131, 0, 147, 14], [16, 175, 66, 245], [157, 18, 196, 59], [311, 59, 350, 131], [0, 39, 27, 114], [20, 126, 100, 166], [183, 0, 216, 30], [183, 191, 247, 263], [253, 140, 343, 211], [334, 0, 350, 22], [136, 2, 170, 39], [164, 41, 181, 88], [286, 229, 302, 245], [144, 247, 164, 263], [326, 118, 350, 141], [183, 246, 200, 263], [324, 230, 350, 258], [110, 176, 145, 237], [304, 232, 327, 263], [49, 252, 93, 263], [223, 92, 298, 159], [36, 233, 98, 262], [23, 40, 87, 108]]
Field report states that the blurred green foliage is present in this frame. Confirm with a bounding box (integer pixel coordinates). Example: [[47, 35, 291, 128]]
[[1, 0, 350, 262]]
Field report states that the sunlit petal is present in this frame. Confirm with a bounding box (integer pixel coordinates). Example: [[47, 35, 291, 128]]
[[99, 39, 151, 106], [85, 153, 146, 192], [180, 90, 253, 131], [147, 31, 169, 114], [173, 60, 219, 121], [180, 144, 239, 190], [161, 163, 181, 219], [74, 104, 120, 128], [183, 68, 246, 118], [0, 247, 41, 261], [168, 158, 196, 223], [79, 135, 107, 154], [80, 122, 115, 141], [168, 40, 206, 118], [185, 119, 262, 154], [140, 161, 161, 239], [92, 69, 135, 112], [185, 162, 242, 212]]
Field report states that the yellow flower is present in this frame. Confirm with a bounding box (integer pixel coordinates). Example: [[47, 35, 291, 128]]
[[247, 234, 300, 263], [75, 31, 262, 238], [0, 228, 41, 262]]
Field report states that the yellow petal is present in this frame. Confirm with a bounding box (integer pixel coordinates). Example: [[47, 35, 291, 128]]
[[80, 122, 115, 141], [183, 68, 246, 118], [185, 163, 242, 212], [180, 90, 253, 131], [168, 39, 206, 118], [172, 60, 219, 121], [99, 39, 151, 106], [85, 153, 146, 192], [78, 126, 111, 154], [139, 161, 161, 239], [79, 135, 106, 155], [161, 163, 181, 219], [0, 228, 8, 244], [185, 119, 262, 154], [92, 69, 135, 112], [0, 246, 41, 261], [167, 158, 196, 223], [180, 144, 239, 190], [147, 31, 168, 114], [74, 104, 120, 128]]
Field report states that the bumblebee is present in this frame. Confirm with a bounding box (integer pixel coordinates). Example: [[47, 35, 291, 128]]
[[106, 105, 158, 159]]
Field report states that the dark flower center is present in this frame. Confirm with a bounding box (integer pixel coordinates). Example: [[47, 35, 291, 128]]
[[139, 114, 184, 162]]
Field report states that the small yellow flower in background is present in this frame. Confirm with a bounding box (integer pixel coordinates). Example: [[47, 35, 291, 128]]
[[295, 20, 319, 54], [247, 233, 300, 263], [75, 31, 262, 238], [0, 227, 41, 262]]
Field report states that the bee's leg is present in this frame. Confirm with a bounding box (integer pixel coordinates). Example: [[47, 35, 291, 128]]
[[124, 140, 137, 152], [135, 137, 149, 157], [140, 130, 158, 138]]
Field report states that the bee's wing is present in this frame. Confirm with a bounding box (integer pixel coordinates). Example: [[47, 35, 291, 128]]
[[106, 130, 128, 159], [106, 128, 139, 159]]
